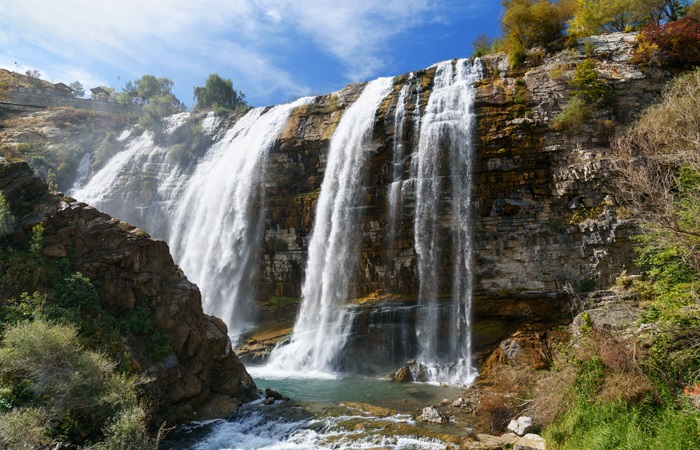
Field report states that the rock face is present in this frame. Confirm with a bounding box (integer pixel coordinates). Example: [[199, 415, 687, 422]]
[[0, 161, 257, 424], [0, 33, 673, 375]]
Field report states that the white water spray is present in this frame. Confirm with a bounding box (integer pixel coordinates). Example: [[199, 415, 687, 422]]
[[413, 58, 483, 385], [265, 78, 393, 374], [168, 98, 313, 342]]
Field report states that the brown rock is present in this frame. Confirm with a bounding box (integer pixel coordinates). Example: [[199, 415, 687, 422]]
[[0, 161, 258, 425]]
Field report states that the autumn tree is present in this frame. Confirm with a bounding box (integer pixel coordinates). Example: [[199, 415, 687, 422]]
[[500, 0, 575, 66], [612, 68, 700, 270], [568, 0, 649, 36]]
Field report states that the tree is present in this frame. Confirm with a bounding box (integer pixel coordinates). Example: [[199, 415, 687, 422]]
[[568, 0, 648, 36], [612, 68, 700, 270], [69, 80, 85, 98], [194, 74, 247, 112], [24, 69, 43, 90], [134, 75, 175, 103], [472, 34, 496, 57], [500, 0, 575, 66]]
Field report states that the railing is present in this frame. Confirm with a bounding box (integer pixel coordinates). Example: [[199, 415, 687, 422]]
[[1, 90, 139, 113]]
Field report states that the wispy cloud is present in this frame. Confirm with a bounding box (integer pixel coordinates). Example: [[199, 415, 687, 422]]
[[0, 0, 495, 104]]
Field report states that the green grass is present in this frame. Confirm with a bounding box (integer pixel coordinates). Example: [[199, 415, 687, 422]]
[[544, 399, 700, 450]]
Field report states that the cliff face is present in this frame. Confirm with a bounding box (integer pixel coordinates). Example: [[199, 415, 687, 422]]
[[262, 34, 664, 297], [0, 161, 257, 423], [0, 33, 671, 373]]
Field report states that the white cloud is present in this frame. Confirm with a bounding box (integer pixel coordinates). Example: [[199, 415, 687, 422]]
[[0, 0, 493, 103]]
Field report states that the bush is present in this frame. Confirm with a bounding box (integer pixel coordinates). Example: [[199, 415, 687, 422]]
[[551, 58, 608, 131], [551, 96, 591, 130], [500, 0, 574, 67], [92, 406, 159, 450], [0, 407, 51, 449], [0, 193, 14, 237], [636, 17, 700, 69], [0, 319, 146, 444]]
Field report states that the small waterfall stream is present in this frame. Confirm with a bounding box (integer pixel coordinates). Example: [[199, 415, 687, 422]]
[[412, 58, 483, 385], [265, 77, 394, 374]]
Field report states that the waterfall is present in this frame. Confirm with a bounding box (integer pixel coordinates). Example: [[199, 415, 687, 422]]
[[265, 77, 393, 375], [69, 129, 188, 239], [71, 152, 94, 189], [168, 97, 313, 342], [386, 76, 411, 246], [412, 58, 483, 385]]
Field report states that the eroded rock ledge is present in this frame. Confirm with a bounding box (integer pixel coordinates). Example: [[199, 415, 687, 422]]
[[0, 160, 257, 424]]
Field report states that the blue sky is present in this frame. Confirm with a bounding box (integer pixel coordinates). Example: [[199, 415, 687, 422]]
[[0, 1, 502, 107]]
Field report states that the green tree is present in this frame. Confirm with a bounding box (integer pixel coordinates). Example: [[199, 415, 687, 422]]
[[69, 81, 85, 98], [134, 75, 178, 106], [194, 74, 247, 112], [24, 69, 43, 90]]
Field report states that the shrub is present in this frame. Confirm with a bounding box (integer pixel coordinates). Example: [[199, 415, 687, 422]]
[[0, 319, 145, 444], [92, 405, 159, 450], [636, 17, 700, 68], [0, 193, 14, 237], [551, 58, 608, 131], [569, 58, 607, 104], [551, 96, 591, 130], [0, 407, 51, 449], [500, 0, 575, 68]]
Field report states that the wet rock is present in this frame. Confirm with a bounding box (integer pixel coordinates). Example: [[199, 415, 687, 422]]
[[394, 360, 428, 383], [265, 387, 283, 400], [507, 416, 533, 436], [440, 398, 452, 406], [417, 406, 449, 424]]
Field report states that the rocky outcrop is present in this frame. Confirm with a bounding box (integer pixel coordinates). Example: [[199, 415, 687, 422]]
[[0, 161, 257, 424]]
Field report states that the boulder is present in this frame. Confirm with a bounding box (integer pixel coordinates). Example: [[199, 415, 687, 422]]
[[514, 433, 546, 450], [507, 416, 533, 436], [417, 406, 450, 424], [265, 388, 283, 400]]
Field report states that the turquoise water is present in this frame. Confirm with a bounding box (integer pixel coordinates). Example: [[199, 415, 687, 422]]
[[250, 372, 464, 413]]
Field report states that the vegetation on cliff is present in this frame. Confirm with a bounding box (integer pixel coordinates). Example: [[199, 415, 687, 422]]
[[475, 67, 700, 449], [486, 0, 699, 67], [0, 162, 257, 447]]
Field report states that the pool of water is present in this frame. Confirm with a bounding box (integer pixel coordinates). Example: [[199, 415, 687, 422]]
[[161, 373, 472, 449], [249, 369, 465, 413]]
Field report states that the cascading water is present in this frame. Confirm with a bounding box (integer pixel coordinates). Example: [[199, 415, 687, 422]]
[[69, 114, 192, 238], [168, 97, 313, 342], [264, 77, 393, 375], [412, 58, 483, 385], [386, 75, 412, 246], [71, 152, 94, 189]]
